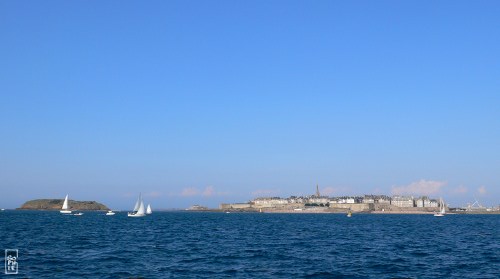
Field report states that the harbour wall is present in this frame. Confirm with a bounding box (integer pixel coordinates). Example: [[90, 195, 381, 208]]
[[220, 202, 442, 213], [329, 203, 373, 212]]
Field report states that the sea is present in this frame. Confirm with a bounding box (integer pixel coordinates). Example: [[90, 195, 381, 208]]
[[0, 211, 499, 278]]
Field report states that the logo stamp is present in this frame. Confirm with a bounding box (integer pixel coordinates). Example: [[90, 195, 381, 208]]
[[5, 249, 18, 274]]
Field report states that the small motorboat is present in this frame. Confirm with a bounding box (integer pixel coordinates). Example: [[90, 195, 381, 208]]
[[106, 210, 115, 216]]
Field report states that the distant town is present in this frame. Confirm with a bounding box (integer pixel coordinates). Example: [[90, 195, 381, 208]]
[[202, 185, 500, 214]]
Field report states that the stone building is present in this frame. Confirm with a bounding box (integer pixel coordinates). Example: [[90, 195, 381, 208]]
[[427, 199, 439, 207], [391, 196, 414, 207]]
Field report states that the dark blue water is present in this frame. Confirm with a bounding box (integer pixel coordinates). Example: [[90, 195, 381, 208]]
[[0, 211, 499, 278]]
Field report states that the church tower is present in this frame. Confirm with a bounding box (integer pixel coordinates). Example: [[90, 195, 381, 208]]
[[316, 184, 320, 197]]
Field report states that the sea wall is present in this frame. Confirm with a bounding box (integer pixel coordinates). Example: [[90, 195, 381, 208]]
[[329, 203, 373, 212], [219, 203, 253, 210], [219, 202, 444, 213], [376, 206, 440, 212]]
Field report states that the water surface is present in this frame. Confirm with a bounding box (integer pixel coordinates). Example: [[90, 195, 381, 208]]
[[1, 211, 499, 278]]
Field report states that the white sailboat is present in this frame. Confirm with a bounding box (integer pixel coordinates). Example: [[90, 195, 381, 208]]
[[60, 194, 72, 214], [146, 204, 152, 214], [434, 198, 446, 217], [128, 193, 146, 217]]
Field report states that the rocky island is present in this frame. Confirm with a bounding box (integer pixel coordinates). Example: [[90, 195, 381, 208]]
[[18, 199, 110, 211]]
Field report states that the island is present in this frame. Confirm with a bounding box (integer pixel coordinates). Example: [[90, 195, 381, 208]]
[[18, 199, 110, 211]]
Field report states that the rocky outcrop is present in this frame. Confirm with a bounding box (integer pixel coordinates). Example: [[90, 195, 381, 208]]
[[18, 199, 109, 211]]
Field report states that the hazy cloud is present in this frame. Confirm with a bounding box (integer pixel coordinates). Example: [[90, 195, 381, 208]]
[[178, 186, 226, 197], [322, 187, 339, 196], [452, 185, 468, 194], [392, 179, 447, 196], [122, 192, 135, 198], [202, 186, 214, 197], [478, 186, 487, 195], [180, 187, 200, 197]]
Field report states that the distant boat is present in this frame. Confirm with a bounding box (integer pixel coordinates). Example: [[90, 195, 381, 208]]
[[146, 204, 152, 215], [434, 198, 446, 217], [73, 212, 83, 216], [128, 193, 146, 217], [347, 208, 352, 217], [60, 194, 72, 214], [106, 210, 115, 216]]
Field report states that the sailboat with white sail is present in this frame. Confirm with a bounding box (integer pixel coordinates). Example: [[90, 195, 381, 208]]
[[146, 204, 152, 214], [128, 193, 146, 217], [434, 198, 446, 217], [60, 194, 72, 214]]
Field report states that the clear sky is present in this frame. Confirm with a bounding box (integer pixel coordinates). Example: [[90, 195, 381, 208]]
[[1, 1, 499, 209]]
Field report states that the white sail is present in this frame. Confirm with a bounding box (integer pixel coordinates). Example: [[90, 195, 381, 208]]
[[136, 200, 146, 215], [133, 193, 141, 212], [440, 198, 446, 214], [146, 204, 152, 214], [62, 195, 69, 210]]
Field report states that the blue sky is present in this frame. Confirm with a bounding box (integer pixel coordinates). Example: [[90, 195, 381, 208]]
[[1, 1, 499, 209]]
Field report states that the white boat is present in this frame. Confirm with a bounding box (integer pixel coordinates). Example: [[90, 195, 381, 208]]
[[60, 194, 72, 214], [73, 212, 83, 216], [128, 193, 146, 217], [106, 210, 115, 216], [434, 198, 446, 217], [146, 204, 152, 214]]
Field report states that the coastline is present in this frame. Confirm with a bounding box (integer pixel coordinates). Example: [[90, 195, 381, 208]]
[[199, 209, 500, 215]]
